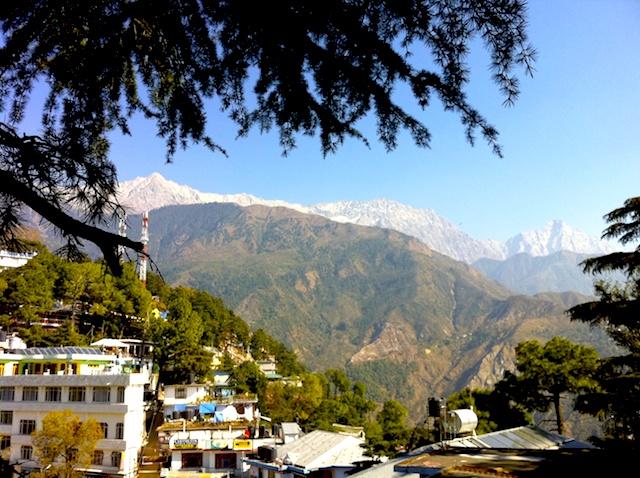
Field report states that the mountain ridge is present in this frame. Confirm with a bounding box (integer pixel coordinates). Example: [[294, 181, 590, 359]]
[[123, 202, 617, 412], [118, 173, 615, 264]]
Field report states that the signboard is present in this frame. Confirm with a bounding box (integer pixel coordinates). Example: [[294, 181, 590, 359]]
[[233, 439, 253, 451], [209, 439, 230, 450], [173, 438, 199, 449]]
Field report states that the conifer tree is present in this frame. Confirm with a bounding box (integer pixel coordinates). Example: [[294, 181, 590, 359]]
[[0, 1, 535, 272], [569, 197, 640, 448], [497, 337, 599, 435]]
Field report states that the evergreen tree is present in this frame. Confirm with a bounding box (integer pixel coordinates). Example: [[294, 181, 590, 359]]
[[231, 361, 268, 397], [366, 400, 410, 457], [0, 1, 534, 271], [569, 197, 640, 448], [161, 289, 212, 383], [0, 249, 60, 321], [496, 337, 599, 434]]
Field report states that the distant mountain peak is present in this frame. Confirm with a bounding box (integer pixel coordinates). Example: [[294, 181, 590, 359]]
[[118, 173, 308, 215], [504, 219, 613, 257]]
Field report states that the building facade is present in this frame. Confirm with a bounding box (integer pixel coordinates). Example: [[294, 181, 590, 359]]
[[158, 385, 272, 474], [0, 250, 37, 271], [0, 346, 152, 477]]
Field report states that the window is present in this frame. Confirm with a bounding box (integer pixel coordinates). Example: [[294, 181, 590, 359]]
[[92, 450, 104, 466], [175, 387, 186, 399], [116, 386, 125, 403], [99, 422, 108, 439], [93, 386, 111, 403], [0, 387, 14, 401], [22, 386, 39, 401], [0, 411, 12, 425], [20, 445, 32, 460], [215, 453, 236, 469], [111, 451, 122, 468], [45, 386, 61, 402], [0, 436, 10, 450], [115, 422, 124, 439], [68, 386, 86, 402], [19, 419, 36, 435]]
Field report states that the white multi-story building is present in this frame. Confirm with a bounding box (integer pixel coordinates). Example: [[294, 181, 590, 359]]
[[0, 346, 153, 477], [0, 250, 37, 271]]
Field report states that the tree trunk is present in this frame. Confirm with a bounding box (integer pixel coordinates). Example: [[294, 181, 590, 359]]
[[553, 393, 563, 435]]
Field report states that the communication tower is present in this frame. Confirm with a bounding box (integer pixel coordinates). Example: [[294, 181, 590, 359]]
[[138, 211, 149, 284], [117, 213, 127, 259]]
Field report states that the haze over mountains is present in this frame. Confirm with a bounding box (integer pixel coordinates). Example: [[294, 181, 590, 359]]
[[473, 251, 598, 296], [118, 173, 615, 265]]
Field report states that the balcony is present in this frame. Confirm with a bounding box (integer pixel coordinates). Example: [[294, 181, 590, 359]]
[[158, 419, 252, 433]]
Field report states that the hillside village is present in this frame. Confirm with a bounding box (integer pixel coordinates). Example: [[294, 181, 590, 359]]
[[1, 0, 640, 476], [0, 240, 622, 478]]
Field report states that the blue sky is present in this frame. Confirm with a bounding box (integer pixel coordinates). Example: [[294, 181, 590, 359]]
[[20, 1, 640, 241]]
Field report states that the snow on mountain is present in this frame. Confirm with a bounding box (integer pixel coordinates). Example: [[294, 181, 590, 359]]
[[504, 220, 615, 257], [118, 174, 504, 262], [117, 173, 615, 263], [307, 200, 505, 263], [118, 172, 308, 214]]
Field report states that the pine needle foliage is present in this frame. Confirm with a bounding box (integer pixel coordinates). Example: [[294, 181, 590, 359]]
[[569, 196, 640, 449], [0, 1, 534, 272]]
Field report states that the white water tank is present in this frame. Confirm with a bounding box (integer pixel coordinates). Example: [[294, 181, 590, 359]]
[[444, 409, 478, 435]]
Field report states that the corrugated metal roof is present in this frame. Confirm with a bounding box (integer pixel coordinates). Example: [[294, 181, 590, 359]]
[[423, 426, 595, 451], [278, 430, 369, 470], [281, 422, 302, 435]]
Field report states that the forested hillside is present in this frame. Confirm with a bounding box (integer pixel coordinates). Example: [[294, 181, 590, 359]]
[[123, 203, 615, 412], [0, 246, 433, 444]]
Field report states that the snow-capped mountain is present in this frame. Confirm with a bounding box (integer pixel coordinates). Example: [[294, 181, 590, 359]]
[[117, 173, 615, 263], [118, 174, 503, 262], [504, 220, 615, 257], [307, 200, 505, 262], [118, 172, 308, 214]]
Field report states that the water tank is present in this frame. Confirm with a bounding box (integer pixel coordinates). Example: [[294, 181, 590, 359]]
[[444, 409, 478, 435]]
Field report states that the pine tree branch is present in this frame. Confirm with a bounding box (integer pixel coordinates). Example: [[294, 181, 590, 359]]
[[0, 168, 142, 274]]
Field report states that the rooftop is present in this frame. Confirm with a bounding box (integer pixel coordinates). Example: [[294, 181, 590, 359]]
[[416, 426, 596, 452], [394, 448, 620, 478], [253, 430, 371, 472], [8, 346, 111, 357]]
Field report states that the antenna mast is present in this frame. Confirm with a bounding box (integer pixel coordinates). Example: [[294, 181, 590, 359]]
[[138, 211, 149, 284], [117, 213, 127, 260]]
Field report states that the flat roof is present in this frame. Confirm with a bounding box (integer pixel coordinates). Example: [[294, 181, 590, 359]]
[[13, 346, 110, 356]]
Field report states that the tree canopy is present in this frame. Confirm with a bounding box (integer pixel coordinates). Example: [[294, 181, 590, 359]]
[[365, 399, 410, 457], [569, 197, 640, 448], [0, 0, 534, 272], [31, 410, 103, 478], [497, 337, 599, 435]]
